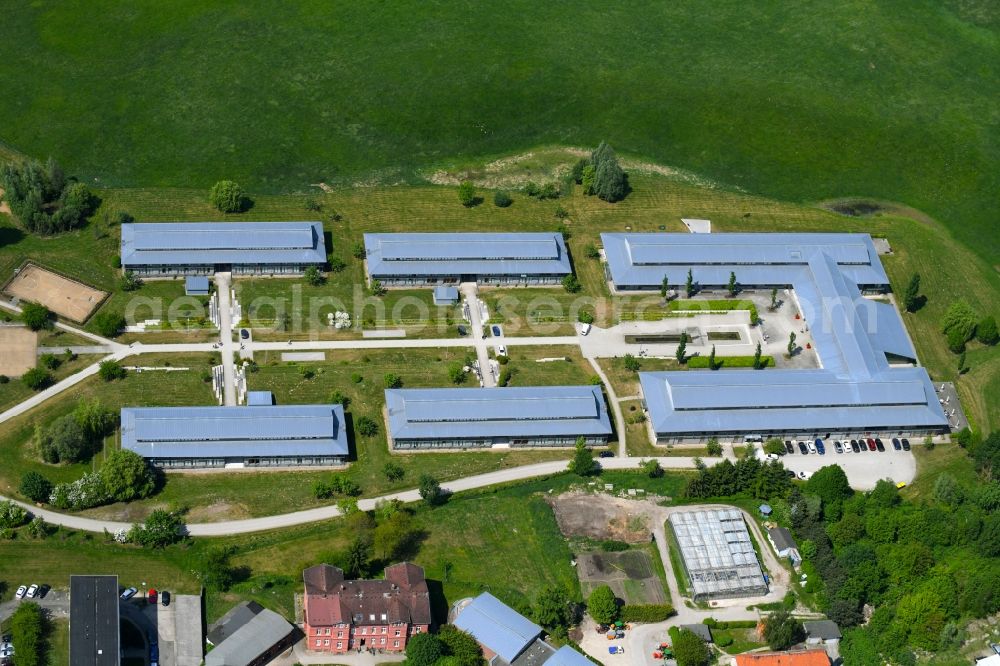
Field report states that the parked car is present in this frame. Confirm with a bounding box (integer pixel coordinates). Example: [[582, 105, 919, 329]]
[[834, 440, 844, 454], [815, 439, 826, 455], [798, 471, 811, 480], [875, 438, 886, 452], [14, 586, 26, 600], [161, 591, 171, 607], [850, 439, 860, 453], [784, 440, 795, 454], [579, 323, 592, 336], [892, 438, 902, 451], [491, 325, 502, 337], [598, 451, 614, 458], [866, 438, 877, 451], [901, 438, 911, 451], [497, 344, 507, 357], [147, 589, 158, 605], [798, 441, 808, 455], [25, 584, 38, 599], [807, 440, 817, 454], [120, 587, 137, 600], [786, 470, 797, 479], [239, 328, 249, 340], [457, 325, 467, 336]]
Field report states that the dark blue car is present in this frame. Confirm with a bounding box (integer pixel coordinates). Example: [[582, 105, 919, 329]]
[[815, 438, 826, 455]]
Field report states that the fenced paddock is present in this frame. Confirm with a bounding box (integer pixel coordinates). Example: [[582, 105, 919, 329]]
[[3, 263, 108, 322]]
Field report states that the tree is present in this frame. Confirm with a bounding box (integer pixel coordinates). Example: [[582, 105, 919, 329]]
[[903, 273, 922, 312], [587, 584, 618, 624], [0, 499, 30, 529], [437, 625, 486, 666], [727, 271, 738, 297], [787, 331, 797, 356], [356, 415, 379, 437], [197, 546, 240, 590], [20, 302, 53, 331], [458, 180, 476, 207], [374, 509, 416, 560], [661, 274, 669, 299], [304, 265, 325, 286], [1, 159, 96, 235], [418, 474, 446, 506], [37, 414, 89, 463], [568, 437, 598, 476], [370, 278, 387, 296], [706, 437, 722, 456], [384, 372, 403, 389], [941, 300, 977, 342], [405, 632, 445, 666], [673, 628, 710, 666], [770, 287, 778, 311], [642, 458, 664, 478], [578, 310, 595, 325], [21, 367, 52, 391], [585, 243, 600, 259], [448, 362, 467, 385], [92, 311, 126, 338], [533, 586, 573, 635], [761, 609, 805, 650], [571, 158, 589, 184], [98, 359, 127, 381], [623, 353, 640, 372], [948, 326, 968, 354], [9, 602, 43, 666], [209, 180, 246, 213], [328, 390, 350, 407], [589, 142, 628, 202], [120, 270, 142, 292], [753, 341, 763, 369], [708, 344, 717, 370], [676, 331, 688, 364], [685, 269, 694, 297], [352, 241, 366, 259], [382, 462, 405, 481], [19, 471, 52, 503], [933, 473, 965, 506], [494, 190, 512, 208], [764, 438, 785, 455], [562, 274, 581, 293], [329, 256, 346, 272], [129, 509, 184, 548], [805, 465, 853, 521], [100, 449, 155, 502], [344, 535, 373, 578], [581, 164, 596, 194], [977, 316, 999, 345]]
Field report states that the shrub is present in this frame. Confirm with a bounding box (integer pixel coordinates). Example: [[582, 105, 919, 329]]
[[49, 472, 108, 510], [588, 585, 618, 624], [419, 474, 446, 506], [40, 353, 60, 370], [98, 359, 127, 381], [562, 274, 581, 293], [498, 367, 511, 387], [20, 302, 53, 331], [493, 190, 512, 207], [977, 316, 999, 345], [92, 311, 126, 338], [496, 354, 509, 365], [8, 602, 44, 666], [383, 462, 405, 481], [304, 265, 325, 286], [209, 180, 246, 213], [0, 499, 30, 529], [642, 459, 664, 478], [941, 300, 978, 341], [946, 326, 967, 353], [352, 241, 366, 259], [328, 390, 350, 407], [356, 415, 379, 437], [600, 539, 630, 552], [568, 438, 598, 476], [384, 372, 403, 389], [623, 354, 640, 372], [620, 604, 675, 623], [350, 372, 363, 383], [19, 471, 52, 503], [120, 270, 142, 292], [21, 367, 52, 391], [0, 375, 8, 384], [129, 509, 185, 548], [578, 310, 595, 324], [100, 450, 155, 502], [329, 256, 346, 272], [458, 180, 476, 207]]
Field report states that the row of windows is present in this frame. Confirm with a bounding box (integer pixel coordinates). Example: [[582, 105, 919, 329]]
[[313, 626, 402, 637], [314, 639, 402, 649], [655, 426, 944, 444], [393, 435, 608, 450], [375, 275, 563, 286], [152, 455, 346, 468]]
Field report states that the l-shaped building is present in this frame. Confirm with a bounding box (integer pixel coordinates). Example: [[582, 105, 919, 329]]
[[601, 232, 948, 443]]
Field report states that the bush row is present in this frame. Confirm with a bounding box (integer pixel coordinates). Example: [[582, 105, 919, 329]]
[[620, 604, 675, 623]]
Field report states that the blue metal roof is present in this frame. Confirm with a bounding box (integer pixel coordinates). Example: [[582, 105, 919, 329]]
[[364, 233, 571, 278], [246, 391, 275, 406], [121, 404, 348, 458], [185, 276, 210, 294], [385, 386, 613, 440], [121, 222, 326, 267], [454, 593, 542, 664], [433, 286, 460, 303], [546, 646, 593, 666]]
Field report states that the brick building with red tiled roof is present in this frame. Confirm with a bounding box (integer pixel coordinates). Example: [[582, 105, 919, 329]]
[[302, 562, 432, 654], [734, 649, 831, 666]]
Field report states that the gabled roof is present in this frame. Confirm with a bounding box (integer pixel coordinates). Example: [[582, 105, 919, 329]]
[[385, 386, 613, 440], [803, 620, 842, 640], [679, 624, 714, 642], [121, 221, 326, 267], [768, 527, 798, 552], [303, 563, 431, 628], [205, 608, 294, 666], [454, 592, 543, 664], [544, 645, 593, 666], [364, 233, 571, 277], [121, 404, 348, 459], [207, 600, 264, 645], [734, 649, 830, 666]]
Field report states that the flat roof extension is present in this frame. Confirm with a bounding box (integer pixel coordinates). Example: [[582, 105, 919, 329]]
[[70, 575, 120, 666]]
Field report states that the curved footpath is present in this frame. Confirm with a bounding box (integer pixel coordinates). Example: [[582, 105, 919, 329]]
[[0, 456, 708, 537]]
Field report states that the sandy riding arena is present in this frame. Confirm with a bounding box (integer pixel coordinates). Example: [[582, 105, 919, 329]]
[[4, 264, 107, 322], [0, 326, 37, 377]]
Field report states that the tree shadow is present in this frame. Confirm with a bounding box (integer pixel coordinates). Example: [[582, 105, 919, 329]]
[[907, 295, 927, 313], [0, 225, 25, 248]]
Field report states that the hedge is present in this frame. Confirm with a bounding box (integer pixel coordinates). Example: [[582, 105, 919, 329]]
[[702, 617, 758, 629], [620, 604, 675, 622]]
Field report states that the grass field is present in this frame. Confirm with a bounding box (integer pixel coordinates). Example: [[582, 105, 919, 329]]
[[0, 1, 998, 269]]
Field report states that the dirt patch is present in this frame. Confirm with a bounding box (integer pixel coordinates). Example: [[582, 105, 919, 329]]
[[548, 491, 651, 543], [0, 187, 10, 215], [185, 502, 251, 522], [576, 550, 666, 604], [4, 263, 108, 322], [0, 325, 37, 376]]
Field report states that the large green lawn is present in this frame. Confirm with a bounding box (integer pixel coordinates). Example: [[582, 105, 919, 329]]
[[1, 1, 998, 266]]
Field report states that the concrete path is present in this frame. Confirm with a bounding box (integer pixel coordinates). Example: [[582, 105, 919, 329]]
[[37, 345, 114, 355], [461, 282, 495, 387], [215, 272, 237, 406], [0, 353, 116, 423], [588, 356, 626, 457]]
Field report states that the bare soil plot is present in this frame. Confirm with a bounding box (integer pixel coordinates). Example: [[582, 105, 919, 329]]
[[0, 325, 37, 376], [4, 263, 107, 322], [548, 492, 650, 543], [576, 550, 667, 604]]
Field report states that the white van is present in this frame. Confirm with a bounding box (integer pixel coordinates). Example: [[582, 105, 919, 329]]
[[579, 323, 592, 336]]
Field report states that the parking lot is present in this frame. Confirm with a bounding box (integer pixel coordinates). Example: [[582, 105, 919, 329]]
[[776, 443, 916, 489]]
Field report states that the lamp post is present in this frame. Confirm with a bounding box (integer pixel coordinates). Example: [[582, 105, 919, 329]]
[[142, 581, 147, 602]]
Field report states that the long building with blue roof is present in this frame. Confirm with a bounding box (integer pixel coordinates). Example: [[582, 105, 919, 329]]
[[385, 386, 612, 449], [363, 232, 571, 286], [601, 232, 948, 442], [121, 402, 348, 468], [121, 221, 327, 276]]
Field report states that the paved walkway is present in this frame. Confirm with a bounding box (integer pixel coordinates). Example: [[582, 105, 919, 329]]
[[37, 345, 114, 355], [461, 282, 495, 387], [588, 356, 626, 457]]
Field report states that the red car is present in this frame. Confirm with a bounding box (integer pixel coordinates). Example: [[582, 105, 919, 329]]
[[866, 438, 877, 451], [147, 589, 158, 605]]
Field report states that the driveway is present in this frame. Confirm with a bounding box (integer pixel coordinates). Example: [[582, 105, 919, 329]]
[[0, 590, 69, 623]]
